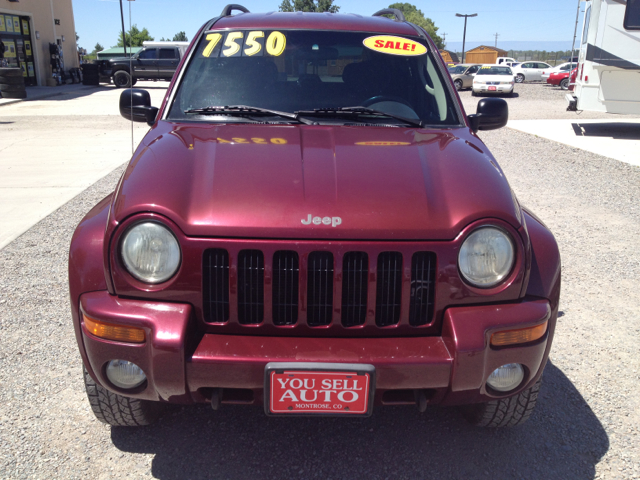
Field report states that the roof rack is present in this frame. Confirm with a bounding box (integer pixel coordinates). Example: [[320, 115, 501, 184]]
[[220, 4, 250, 17], [372, 8, 406, 22]]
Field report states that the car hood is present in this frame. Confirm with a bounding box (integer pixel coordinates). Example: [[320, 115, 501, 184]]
[[111, 122, 521, 240]]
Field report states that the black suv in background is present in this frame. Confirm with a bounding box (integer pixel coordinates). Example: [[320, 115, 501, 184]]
[[104, 42, 188, 87]]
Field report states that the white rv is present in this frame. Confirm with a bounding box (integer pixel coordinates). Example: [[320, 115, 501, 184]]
[[566, 0, 640, 114]]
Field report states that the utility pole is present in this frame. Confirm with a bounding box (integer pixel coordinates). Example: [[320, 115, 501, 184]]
[[441, 32, 448, 48], [494, 33, 499, 48], [456, 13, 477, 64]]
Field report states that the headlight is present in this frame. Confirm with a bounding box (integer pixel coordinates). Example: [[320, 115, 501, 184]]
[[121, 222, 181, 283], [458, 226, 515, 288]]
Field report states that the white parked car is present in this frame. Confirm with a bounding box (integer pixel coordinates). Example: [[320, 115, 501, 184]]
[[472, 65, 515, 97], [511, 61, 552, 83], [541, 62, 576, 81]]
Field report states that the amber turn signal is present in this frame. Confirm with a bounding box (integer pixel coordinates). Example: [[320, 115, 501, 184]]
[[83, 314, 145, 344], [490, 321, 548, 347]]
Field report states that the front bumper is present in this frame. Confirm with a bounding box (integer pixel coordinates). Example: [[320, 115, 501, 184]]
[[472, 84, 514, 95], [79, 291, 553, 407]]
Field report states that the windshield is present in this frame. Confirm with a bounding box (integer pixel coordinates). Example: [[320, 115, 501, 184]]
[[448, 65, 467, 74], [168, 30, 460, 126], [476, 66, 512, 75]]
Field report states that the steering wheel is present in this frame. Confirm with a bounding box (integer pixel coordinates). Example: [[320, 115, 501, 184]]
[[361, 95, 420, 120], [362, 95, 413, 108]]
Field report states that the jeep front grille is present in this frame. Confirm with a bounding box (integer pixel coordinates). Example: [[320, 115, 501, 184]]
[[202, 247, 437, 334]]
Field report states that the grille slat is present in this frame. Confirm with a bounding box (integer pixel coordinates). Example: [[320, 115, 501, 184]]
[[203, 249, 230, 323], [375, 252, 403, 326], [341, 252, 368, 327], [409, 252, 437, 326], [273, 251, 299, 325], [237, 250, 264, 324], [307, 252, 334, 326]]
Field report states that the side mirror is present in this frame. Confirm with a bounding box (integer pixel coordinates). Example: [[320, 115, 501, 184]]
[[467, 98, 508, 133], [119, 89, 159, 126]]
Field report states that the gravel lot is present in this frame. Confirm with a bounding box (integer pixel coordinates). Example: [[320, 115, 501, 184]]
[[1, 82, 639, 479]]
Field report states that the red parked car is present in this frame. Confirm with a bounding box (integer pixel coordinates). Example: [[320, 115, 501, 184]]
[[547, 68, 578, 90], [70, 5, 560, 428]]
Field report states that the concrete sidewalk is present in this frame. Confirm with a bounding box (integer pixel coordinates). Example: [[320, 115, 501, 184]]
[[507, 118, 640, 167], [0, 81, 169, 249], [0, 83, 99, 107]]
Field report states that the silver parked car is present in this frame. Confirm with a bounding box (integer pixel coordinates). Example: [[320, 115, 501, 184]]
[[447, 64, 482, 90]]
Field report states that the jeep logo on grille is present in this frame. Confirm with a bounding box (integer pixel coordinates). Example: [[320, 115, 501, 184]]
[[301, 214, 342, 227]]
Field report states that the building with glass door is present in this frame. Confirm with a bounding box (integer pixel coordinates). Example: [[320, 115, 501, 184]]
[[1, 0, 79, 86]]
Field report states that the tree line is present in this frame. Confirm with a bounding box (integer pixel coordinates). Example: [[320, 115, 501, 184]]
[[78, 1, 445, 58]]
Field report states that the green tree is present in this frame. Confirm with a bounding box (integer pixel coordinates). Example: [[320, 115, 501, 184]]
[[92, 42, 104, 54], [279, 0, 340, 13], [173, 31, 188, 42], [116, 25, 154, 48], [387, 3, 443, 49]]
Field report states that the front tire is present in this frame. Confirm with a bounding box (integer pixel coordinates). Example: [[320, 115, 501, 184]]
[[560, 78, 570, 90], [113, 70, 131, 88], [454, 79, 463, 91], [515, 74, 525, 83], [83, 366, 162, 426], [461, 378, 542, 427]]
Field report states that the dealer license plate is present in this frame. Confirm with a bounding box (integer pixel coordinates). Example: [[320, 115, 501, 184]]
[[488, 86, 497, 91], [265, 362, 375, 416]]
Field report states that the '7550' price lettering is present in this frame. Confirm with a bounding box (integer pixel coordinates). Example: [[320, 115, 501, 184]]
[[203, 31, 286, 58]]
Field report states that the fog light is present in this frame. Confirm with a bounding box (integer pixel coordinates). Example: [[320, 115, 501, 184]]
[[486, 363, 524, 392], [105, 360, 146, 389]]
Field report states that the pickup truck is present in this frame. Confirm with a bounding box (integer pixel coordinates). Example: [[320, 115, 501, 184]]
[[105, 42, 189, 87]]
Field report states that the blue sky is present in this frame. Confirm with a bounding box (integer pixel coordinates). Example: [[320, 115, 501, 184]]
[[73, 0, 585, 52]]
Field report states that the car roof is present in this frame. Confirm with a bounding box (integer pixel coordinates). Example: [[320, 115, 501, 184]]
[[212, 12, 421, 36]]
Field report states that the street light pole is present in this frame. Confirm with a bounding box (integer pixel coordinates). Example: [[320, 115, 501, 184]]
[[456, 13, 477, 64], [119, 0, 135, 57], [119, 0, 127, 57]]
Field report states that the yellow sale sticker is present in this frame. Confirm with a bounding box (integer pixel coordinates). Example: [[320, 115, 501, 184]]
[[363, 35, 427, 56]]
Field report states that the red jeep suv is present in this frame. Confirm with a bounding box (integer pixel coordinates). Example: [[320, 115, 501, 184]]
[[69, 5, 560, 427]]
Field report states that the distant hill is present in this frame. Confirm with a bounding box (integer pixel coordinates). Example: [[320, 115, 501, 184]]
[[445, 40, 577, 53]]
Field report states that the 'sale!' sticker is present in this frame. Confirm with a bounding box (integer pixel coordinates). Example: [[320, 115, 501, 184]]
[[363, 35, 427, 56]]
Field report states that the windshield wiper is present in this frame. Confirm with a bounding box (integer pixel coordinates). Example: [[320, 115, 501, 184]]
[[185, 105, 313, 124], [295, 106, 424, 128]]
